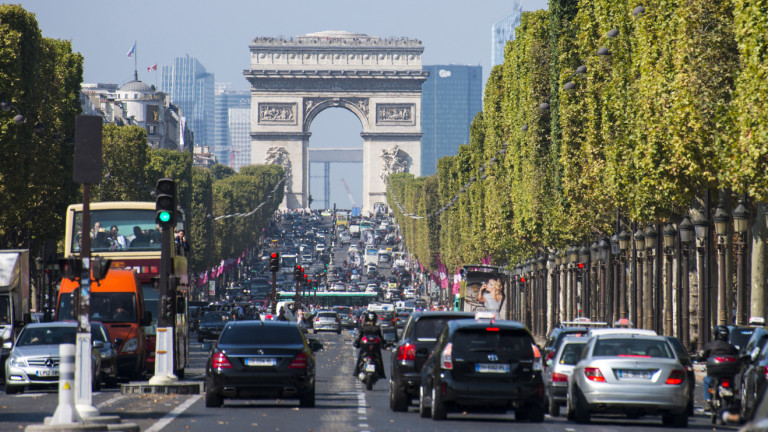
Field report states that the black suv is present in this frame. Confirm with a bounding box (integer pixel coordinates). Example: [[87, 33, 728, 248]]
[[418, 319, 544, 421], [389, 311, 474, 411]]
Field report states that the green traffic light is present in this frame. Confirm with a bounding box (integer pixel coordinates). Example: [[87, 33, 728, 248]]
[[158, 211, 172, 223]]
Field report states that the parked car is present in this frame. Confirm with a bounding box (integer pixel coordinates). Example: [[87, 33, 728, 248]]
[[389, 311, 474, 411], [566, 333, 689, 427], [91, 321, 119, 387], [543, 336, 587, 416], [418, 318, 545, 421], [739, 329, 768, 420], [5, 322, 102, 394], [312, 311, 342, 334], [198, 311, 233, 343], [204, 320, 323, 407]]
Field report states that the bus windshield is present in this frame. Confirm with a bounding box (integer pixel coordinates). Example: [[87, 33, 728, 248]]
[[71, 208, 161, 253]]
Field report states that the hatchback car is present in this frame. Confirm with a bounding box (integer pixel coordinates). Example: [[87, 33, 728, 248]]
[[418, 319, 544, 422], [5, 322, 102, 394], [312, 311, 342, 334], [389, 311, 474, 411], [198, 311, 233, 343], [543, 337, 587, 416], [204, 320, 323, 407], [566, 333, 689, 427], [541, 326, 589, 367]]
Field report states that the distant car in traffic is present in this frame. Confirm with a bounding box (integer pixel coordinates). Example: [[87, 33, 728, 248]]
[[312, 311, 342, 334], [197, 311, 233, 343], [542, 336, 587, 416]]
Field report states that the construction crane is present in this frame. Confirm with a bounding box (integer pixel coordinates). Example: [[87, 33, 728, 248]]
[[340, 178, 357, 207]]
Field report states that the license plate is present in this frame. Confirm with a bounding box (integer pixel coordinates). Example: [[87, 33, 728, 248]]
[[36, 369, 58, 377], [476, 363, 510, 373], [617, 370, 652, 379], [364, 363, 377, 372], [245, 357, 276, 367]]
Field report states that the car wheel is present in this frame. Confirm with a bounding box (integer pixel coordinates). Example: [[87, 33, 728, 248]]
[[106, 375, 119, 388], [566, 389, 575, 421], [419, 386, 431, 418], [336, 329, 342, 335], [741, 383, 751, 420], [389, 380, 408, 412], [92, 374, 101, 392], [431, 386, 447, 420], [205, 388, 223, 407], [299, 385, 316, 408], [549, 394, 560, 417], [5, 385, 22, 395], [365, 377, 374, 391], [527, 403, 545, 423], [662, 412, 688, 428], [573, 387, 590, 424]]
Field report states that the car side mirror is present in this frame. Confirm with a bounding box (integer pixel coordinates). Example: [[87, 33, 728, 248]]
[[93, 340, 105, 349], [114, 338, 124, 347]]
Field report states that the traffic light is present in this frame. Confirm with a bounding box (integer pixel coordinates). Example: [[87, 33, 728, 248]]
[[294, 265, 303, 281], [269, 252, 280, 272], [155, 178, 177, 228], [58, 257, 82, 280], [91, 257, 112, 282], [323, 263, 328, 273]]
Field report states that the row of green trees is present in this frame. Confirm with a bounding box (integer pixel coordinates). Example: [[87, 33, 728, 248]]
[[0, 5, 284, 272], [390, 0, 767, 273]]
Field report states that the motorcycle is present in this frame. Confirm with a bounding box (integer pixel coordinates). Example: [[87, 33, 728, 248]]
[[706, 355, 740, 425], [357, 333, 382, 391]]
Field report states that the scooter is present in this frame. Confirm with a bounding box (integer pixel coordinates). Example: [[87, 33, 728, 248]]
[[357, 333, 382, 391], [706, 355, 740, 425]]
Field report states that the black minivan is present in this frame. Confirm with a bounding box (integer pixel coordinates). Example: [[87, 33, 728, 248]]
[[418, 319, 544, 422]]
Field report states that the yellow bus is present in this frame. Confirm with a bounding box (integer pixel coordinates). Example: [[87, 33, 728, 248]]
[[63, 201, 189, 378], [336, 212, 348, 227]]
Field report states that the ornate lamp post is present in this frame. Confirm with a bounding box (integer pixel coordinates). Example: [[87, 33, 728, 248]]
[[733, 200, 749, 326], [559, 249, 567, 324], [514, 264, 522, 322], [714, 199, 730, 326], [591, 241, 600, 320], [634, 228, 646, 327], [618, 230, 631, 320], [644, 224, 657, 331], [548, 253, 558, 332], [610, 234, 621, 323], [579, 245, 590, 317], [679, 217, 694, 347], [693, 212, 710, 350], [568, 246, 579, 321], [599, 238, 611, 323], [537, 255, 547, 336], [663, 223, 676, 336]]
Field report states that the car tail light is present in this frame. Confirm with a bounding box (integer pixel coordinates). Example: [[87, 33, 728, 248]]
[[721, 378, 731, 388], [584, 367, 605, 382], [486, 327, 500, 332], [714, 356, 737, 363], [665, 369, 685, 385], [552, 372, 568, 382], [212, 351, 232, 369], [398, 343, 416, 361], [441, 343, 453, 370], [289, 352, 308, 369], [763, 366, 768, 380]]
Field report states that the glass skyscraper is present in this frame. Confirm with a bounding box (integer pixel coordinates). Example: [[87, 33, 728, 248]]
[[420, 65, 483, 176], [214, 84, 250, 167], [492, 1, 523, 66], [161, 56, 215, 148]]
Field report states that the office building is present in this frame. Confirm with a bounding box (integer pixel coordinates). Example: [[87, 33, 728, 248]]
[[492, 1, 523, 66], [161, 56, 215, 148], [214, 84, 250, 167], [420, 65, 483, 176], [228, 107, 251, 170]]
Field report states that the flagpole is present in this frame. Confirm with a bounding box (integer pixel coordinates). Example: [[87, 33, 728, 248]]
[[134, 40, 138, 81]]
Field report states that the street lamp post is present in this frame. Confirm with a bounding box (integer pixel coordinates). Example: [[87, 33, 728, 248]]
[[644, 224, 657, 331], [634, 228, 646, 327], [733, 199, 749, 326], [599, 238, 611, 324], [714, 198, 730, 326], [538, 255, 547, 336], [679, 216, 694, 347], [579, 246, 589, 317], [618, 230, 631, 320], [548, 253, 558, 333], [611, 234, 621, 323], [569, 246, 579, 321], [694, 212, 710, 350], [663, 223, 676, 336], [591, 241, 599, 320]]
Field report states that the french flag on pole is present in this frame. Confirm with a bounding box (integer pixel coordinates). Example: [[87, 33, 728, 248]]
[[126, 42, 136, 57], [147, 64, 157, 71]]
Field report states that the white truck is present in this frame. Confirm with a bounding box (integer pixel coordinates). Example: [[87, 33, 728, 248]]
[[364, 248, 379, 266], [0, 250, 30, 379]]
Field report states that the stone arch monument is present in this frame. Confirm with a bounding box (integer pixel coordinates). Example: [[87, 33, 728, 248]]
[[244, 31, 428, 212]]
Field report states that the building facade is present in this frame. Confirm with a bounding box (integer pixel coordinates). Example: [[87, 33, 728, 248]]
[[214, 84, 251, 168], [420, 65, 483, 176], [491, 1, 523, 66], [227, 107, 251, 170], [161, 56, 215, 148]]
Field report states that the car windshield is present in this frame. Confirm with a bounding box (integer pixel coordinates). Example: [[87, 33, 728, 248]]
[[593, 338, 673, 358], [219, 324, 303, 345], [17, 324, 104, 346], [414, 317, 457, 342], [317, 312, 337, 318], [453, 329, 532, 357], [202, 311, 232, 322]]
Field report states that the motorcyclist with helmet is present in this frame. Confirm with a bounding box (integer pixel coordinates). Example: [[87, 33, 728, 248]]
[[353, 311, 386, 379], [698, 325, 738, 412]]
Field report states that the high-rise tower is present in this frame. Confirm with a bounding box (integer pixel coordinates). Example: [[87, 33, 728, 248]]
[[492, 1, 523, 66], [161, 56, 215, 148]]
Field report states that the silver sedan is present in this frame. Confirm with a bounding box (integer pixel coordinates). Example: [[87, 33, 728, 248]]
[[566, 333, 689, 428]]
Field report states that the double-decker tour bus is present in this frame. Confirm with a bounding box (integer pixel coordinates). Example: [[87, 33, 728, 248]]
[[60, 201, 189, 378]]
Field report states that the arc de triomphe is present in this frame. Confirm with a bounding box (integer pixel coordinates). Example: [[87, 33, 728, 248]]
[[244, 31, 428, 212]]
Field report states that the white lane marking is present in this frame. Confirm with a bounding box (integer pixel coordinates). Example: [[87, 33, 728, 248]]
[[144, 395, 201, 432], [96, 394, 128, 409]]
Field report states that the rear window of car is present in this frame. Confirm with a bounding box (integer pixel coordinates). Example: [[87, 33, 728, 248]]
[[202, 311, 231, 322], [220, 324, 303, 345], [593, 338, 673, 358], [452, 329, 533, 357], [558, 342, 586, 365], [317, 312, 337, 318], [414, 317, 456, 342]]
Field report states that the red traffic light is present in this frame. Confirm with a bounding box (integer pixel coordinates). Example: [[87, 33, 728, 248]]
[[271, 252, 278, 258], [520, 277, 526, 283], [578, 263, 584, 269]]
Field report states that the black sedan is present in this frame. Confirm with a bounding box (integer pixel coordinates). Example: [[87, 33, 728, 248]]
[[197, 311, 233, 343], [204, 320, 323, 408]]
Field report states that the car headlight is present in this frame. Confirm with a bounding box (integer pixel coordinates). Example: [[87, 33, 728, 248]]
[[8, 356, 27, 368], [121, 337, 138, 354], [100, 350, 111, 359]]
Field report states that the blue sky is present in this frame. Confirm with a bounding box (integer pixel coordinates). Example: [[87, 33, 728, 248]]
[[20, 0, 549, 208]]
